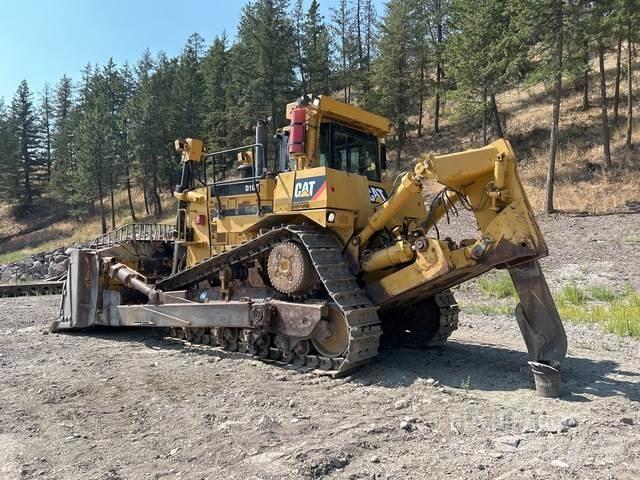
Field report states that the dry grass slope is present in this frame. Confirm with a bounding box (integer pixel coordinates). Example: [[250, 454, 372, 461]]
[[0, 191, 175, 264], [400, 54, 640, 214]]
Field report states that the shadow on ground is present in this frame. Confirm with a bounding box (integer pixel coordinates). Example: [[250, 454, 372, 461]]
[[353, 340, 640, 402], [62, 327, 640, 403]]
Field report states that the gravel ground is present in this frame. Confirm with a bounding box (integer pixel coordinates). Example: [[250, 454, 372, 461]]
[[0, 213, 639, 480]]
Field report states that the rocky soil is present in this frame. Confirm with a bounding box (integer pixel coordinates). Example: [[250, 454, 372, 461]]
[[0, 213, 638, 480], [0, 248, 70, 282]]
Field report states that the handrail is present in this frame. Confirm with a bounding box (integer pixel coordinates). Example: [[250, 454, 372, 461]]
[[203, 143, 264, 217], [93, 223, 176, 248]]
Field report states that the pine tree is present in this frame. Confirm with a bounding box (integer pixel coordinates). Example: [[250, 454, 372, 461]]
[[131, 49, 161, 216], [203, 34, 231, 150], [75, 68, 110, 232], [593, 0, 616, 169], [510, 0, 579, 213], [0, 100, 19, 202], [373, 0, 416, 167], [570, 1, 593, 111], [229, 0, 296, 138], [119, 62, 137, 222], [38, 83, 54, 182], [545, 0, 565, 213], [102, 58, 122, 228], [624, 0, 640, 161], [9, 80, 39, 207], [293, 0, 308, 94], [155, 52, 181, 199], [50, 75, 79, 213], [173, 33, 206, 138], [353, 0, 378, 100], [331, 0, 356, 102], [303, 0, 331, 95], [427, 0, 451, 134], [448, 0, 525, 143], [409, 0, 431, 137]]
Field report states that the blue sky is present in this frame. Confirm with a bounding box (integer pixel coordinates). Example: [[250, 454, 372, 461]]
[[0, 0, 385, 103]]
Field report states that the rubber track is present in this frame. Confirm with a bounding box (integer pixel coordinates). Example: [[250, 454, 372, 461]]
[[158, 224, 381, 375]]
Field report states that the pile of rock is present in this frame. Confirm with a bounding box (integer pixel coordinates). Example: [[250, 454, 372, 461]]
[[0, 248, 70, 282]]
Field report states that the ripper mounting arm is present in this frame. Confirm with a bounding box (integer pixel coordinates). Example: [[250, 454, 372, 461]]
[[354, 139, 567, 365]]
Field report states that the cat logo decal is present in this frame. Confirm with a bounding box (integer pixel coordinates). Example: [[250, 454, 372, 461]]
[[292, 176, 326, 204], [368, 185, 387, 203]]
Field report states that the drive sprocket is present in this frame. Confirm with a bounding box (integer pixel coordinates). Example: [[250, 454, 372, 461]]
[[267, 241, 318, 295]]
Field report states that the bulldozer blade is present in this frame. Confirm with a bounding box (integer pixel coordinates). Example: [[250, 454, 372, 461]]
[[508, 260, 568, 363], [52, 249, 99, 332]]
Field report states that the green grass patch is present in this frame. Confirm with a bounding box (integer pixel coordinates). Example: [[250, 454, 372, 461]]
[[556, 284, 588, 305], [463, 303, 514, 316], [477, 272, 517, 299], [472, 278, 639, 339], [555, 284, 640, 338], [588, 285, 619, 302]]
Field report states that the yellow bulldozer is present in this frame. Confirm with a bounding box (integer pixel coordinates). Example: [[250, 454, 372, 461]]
[[52, 95, 567, 394]]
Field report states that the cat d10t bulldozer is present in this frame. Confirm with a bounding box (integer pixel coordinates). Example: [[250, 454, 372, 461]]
[[53, 95, 567, 390]]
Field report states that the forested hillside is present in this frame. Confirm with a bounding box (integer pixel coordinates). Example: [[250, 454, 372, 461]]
[[0, 0, 639, 240]]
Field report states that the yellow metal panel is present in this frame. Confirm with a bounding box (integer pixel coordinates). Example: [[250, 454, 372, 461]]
[[366, 240, 452, 299], [286, 95, 390, 137], [426, 145, 496, 187]]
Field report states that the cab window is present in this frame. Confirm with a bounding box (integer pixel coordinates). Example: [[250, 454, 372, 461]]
[[319, 123, 380, 181]]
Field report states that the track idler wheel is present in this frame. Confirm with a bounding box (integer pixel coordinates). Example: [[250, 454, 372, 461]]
[[381, 297, 441, 347], [267, 241, 318, 295], [311, 305, 349, 358]]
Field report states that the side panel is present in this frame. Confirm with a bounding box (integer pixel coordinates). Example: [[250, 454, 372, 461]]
[[274, 167, 425, 230], [58, 249, 99, 329]]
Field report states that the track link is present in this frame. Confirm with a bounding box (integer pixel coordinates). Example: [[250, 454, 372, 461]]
[[161, 225, 381, 376], [0, 281, 64, 298], [430, 290, 460, 345]]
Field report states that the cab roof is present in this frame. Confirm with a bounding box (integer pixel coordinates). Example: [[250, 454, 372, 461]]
[[286, 95, 391, 138]]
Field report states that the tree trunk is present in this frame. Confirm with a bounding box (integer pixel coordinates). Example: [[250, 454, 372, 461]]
[[110, 188, 116, 230], [23, 144, 32, 205], [582, 39, 590, 110], [491, 92, 504, 138], [152, 161, 162, 216], [97, 163, 107, 234], [396, 120, 405, 170], [356, 0, 363, 71], [123, 130, 137, 222], [614, 35, 622, 122], [342, 22, 349, 103], [434, 73, 441, 134], [545, 0, 563, 214], [44, 110, 51, 182], [365, 0, 372, 71], [434, 6, 443, 134], [143, 183, 150, 215], [418, 63, 425, 137], [598, 43, 612, 169], [343, 64, 348, 103], [142, 165, 150, 215], [482, 86, 488, 146], [626, 37, 634, 161], [125, 163, 136, 222]]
